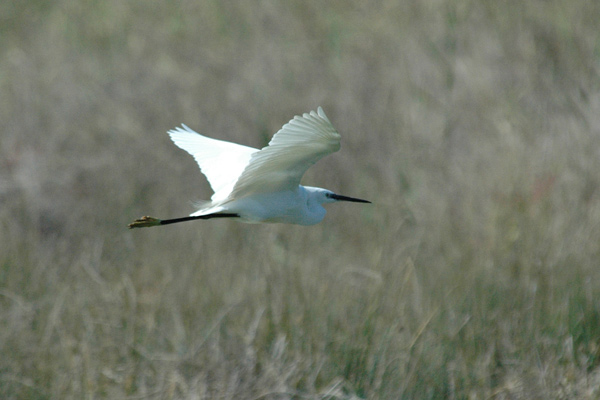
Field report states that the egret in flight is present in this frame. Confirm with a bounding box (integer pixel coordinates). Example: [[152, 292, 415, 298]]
[[128, 107, 370, 228]]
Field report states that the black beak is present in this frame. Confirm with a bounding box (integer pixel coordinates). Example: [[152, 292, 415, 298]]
[[330, 193, 371, 203]]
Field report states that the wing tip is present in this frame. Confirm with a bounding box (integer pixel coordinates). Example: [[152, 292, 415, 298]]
[[311, 106, 330, 123], [168, 123, 195, 135], [167, 124, 203, 145]]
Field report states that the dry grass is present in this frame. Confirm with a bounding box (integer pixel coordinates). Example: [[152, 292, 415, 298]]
[[2, 0, 600, 398]]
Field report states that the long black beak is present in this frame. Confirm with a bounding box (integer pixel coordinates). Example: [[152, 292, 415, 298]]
[[329, 193, 371, 203]]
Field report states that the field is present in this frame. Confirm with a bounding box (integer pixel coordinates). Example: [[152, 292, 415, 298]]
[[2, 1, 600, 398]]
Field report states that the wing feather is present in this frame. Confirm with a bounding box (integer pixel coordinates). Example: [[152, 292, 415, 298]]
[[168, 125, 258, 201], [228, 107, 341, 199]]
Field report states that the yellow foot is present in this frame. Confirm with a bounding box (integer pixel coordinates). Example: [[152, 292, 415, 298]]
[[128, 216, 161, 229]]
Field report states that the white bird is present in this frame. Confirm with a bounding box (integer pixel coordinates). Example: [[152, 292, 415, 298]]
[[128, 107, 370, 228]]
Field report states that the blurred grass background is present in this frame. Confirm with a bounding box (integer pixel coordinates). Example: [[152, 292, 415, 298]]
[[2, 0, 600, 398]]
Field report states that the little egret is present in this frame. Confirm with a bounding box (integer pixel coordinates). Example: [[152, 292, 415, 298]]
[[128, 107, 370, 228]]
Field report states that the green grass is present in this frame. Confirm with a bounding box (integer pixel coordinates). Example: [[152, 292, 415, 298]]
[[2, 0, 600, 398]]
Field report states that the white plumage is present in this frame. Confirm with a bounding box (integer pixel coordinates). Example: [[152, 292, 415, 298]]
[[129, 107, 370, 228]]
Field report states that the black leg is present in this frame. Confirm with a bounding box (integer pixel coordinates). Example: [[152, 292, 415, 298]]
[[128, 213, 240, 229]]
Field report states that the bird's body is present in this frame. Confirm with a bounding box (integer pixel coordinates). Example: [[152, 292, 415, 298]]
[[204, 186, 336, 226], [129, 107, 370, 229]]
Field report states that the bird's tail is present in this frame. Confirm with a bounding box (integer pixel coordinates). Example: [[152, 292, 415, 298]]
[[189, 202, 227, 217]]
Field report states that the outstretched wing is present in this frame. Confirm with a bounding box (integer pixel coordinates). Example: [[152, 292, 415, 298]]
[[228, 107, 341, 199], [168, 125, 258, 201]]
